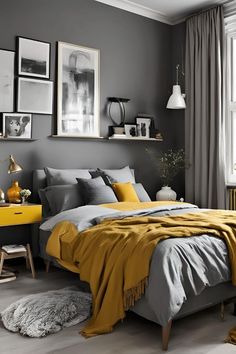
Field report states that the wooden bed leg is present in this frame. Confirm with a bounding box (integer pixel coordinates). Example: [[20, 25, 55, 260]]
[[45, 260, 50, 273], [220, 302, 225, 321], [162, 320, 172, 351]]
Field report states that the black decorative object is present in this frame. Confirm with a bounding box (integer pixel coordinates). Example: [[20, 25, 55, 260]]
[[107, 97, 130, 126]]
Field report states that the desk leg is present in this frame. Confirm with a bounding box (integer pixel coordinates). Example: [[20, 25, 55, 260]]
[[0, 252, 5, 275], [26, 244, 36, 279]]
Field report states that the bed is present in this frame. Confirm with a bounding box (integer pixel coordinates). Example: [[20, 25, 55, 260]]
[[32, 168, 236, 350]]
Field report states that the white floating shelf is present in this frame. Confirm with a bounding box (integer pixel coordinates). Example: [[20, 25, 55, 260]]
[[50, 135, 106, 140], [108, 136, 163, 142]]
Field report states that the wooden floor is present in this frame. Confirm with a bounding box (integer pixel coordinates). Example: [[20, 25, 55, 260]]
[[0, 264, 236, 354]]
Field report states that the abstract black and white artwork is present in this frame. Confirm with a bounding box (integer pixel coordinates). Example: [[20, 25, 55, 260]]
[[17, 78, 53, 114], [18, 37, 50, 79], [0, 49, 15, 112], [57, 41, 100, 137], [3, 113, 32, 139]]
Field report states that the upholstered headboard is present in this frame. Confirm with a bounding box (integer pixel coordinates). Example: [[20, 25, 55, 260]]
[[32, 170, 47, 203], [32, 167, 136, 203]]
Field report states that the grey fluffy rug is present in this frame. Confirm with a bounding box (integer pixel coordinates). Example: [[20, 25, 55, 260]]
[[0, 287, 92, 337]]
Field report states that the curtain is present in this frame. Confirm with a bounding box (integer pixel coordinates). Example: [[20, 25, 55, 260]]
[[185, 5, 226, 209]]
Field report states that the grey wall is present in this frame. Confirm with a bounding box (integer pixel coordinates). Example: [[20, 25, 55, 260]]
[[0, 0, 188, 248], [169, 22, 186, 196], [0, 0, 179, 202]]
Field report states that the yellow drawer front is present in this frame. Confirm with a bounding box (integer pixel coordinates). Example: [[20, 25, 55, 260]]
[[0, 205, 42, 226]]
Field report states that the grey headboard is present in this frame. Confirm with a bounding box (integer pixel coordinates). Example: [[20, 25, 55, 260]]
[[32, 170, 47, 203], [32, 167, 136, 203]]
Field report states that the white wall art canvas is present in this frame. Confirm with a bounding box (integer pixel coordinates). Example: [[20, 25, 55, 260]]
[[57, 41, 100, 137], [0, 50, 15, 112], [17, 77, 53, 114], [18, 37, 50, 79]]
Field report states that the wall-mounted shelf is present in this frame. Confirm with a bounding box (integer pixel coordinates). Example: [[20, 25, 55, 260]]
[[49, 135, 163, 142], [108, 136, 163, 142], [0, 138, 38, 142], [50, 135, 106, 140]]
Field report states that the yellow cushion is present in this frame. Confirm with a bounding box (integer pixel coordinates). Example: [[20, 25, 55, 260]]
[[112, 182, 140, 202]]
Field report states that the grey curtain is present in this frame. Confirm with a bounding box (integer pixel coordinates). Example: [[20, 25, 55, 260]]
[[185, 5, 226, 209]]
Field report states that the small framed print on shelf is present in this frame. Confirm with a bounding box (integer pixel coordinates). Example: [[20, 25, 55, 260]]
[[17, 77, 53, 114], [2, 113, 32, 139], [124, 124, 137, 138], [17, 37, 51, 79], [136, 117, 151, 138]]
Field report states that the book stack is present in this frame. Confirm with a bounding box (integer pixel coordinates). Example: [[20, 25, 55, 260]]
[[0, 269, 16, 283], [2, 244, 26, 253]]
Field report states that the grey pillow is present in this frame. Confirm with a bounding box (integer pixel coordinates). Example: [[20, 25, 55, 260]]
[[42, 184, 83, 215], [44, 167, 91, 186], [133, 183, 151, 202], [77, 177, 118, 205], [89, 170, 112, 185], [95, 166, 135, 183]]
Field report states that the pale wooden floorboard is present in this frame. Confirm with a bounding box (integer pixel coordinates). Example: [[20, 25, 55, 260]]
[[0, 265, 235, 354]]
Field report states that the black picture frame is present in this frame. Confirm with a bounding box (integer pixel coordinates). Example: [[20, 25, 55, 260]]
[[57, 41, 100, 137], [2, 113, 32, 139], [17, 36, 51, 79], [17, 77, 53, 115]]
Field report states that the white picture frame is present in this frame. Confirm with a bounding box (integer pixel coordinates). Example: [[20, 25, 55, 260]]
[[136, 117, 151, 138], [3, 113, 32, 139], [57, 41, 100, 137], [17, 77, 53, 114], [0, 49, 15, 112], [124, 124, 137, 138], [18, 37, 50, 79]]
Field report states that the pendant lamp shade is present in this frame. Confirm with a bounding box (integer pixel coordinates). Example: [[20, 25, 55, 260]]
[[166, 85, 186, 109], [166, 64, 186, 109]]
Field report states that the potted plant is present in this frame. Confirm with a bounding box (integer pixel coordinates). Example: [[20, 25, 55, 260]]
[[147, 148, 185, 200]]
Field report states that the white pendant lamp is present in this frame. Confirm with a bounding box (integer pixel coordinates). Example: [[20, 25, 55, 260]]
[[166, 64, 186, 109]]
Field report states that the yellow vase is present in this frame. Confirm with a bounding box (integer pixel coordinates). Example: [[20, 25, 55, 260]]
[[7, 181, 22, 203]]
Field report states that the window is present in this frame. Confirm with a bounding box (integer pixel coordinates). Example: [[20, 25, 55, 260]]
[[226, 35, 236, 183], [225, 1, 236, 183]]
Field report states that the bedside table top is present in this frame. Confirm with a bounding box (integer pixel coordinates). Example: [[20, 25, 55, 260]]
[[0, 203, 42, 227]]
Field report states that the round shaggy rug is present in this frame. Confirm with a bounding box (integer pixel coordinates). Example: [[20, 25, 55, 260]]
[[0, 286, 92, 337]]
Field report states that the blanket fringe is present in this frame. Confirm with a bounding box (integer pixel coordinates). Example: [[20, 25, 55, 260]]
[[124, 277, 148, 310]]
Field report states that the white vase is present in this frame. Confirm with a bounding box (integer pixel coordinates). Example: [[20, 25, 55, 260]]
[[156, 186, 177, 201]]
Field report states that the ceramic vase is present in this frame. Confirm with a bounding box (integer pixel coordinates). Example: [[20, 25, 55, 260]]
[[156, 186, 177, 201], [7, 181, 22, 203]]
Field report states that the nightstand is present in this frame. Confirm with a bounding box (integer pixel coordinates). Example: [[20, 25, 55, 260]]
[[0, 203, 42, 227], [0, 203, 42, 279]]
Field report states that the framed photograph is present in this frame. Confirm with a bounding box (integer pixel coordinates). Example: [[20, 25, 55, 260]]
[[0, 49, 15, 112], [18, 37, 50, 79], [17, 77, 53, 114], [3, 113, 32, 139], [125, 124, 137, 138], [136, 117, 151, 138], [57, 41, 100, 137]]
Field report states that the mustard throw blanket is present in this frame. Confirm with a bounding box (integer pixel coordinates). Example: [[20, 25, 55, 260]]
[[46, 208, 236, 339]]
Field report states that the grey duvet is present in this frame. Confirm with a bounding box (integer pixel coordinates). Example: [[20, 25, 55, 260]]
[[40, 203, 231, 327]]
